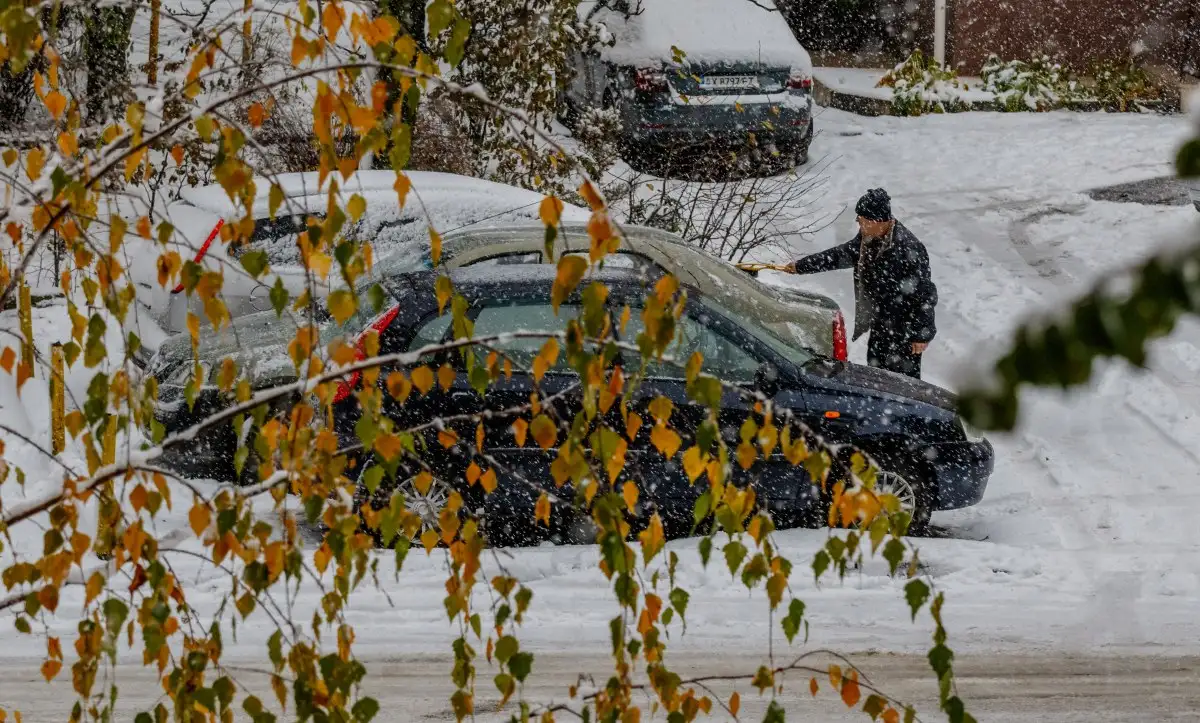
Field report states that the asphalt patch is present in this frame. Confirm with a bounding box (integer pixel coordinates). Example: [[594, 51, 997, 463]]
[[1087, 176, 1193, 207]]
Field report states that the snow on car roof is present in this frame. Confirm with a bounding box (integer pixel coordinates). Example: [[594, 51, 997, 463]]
[[582, 0, 812, 70]]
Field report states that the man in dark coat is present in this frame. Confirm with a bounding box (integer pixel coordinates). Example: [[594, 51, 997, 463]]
[[786, 188, 937, 379]]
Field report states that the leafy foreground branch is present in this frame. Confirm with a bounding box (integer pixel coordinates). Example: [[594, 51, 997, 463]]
[[0, 1, 973, 722]]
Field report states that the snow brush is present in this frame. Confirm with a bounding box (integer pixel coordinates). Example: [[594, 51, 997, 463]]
[[735, 263, 791, 273]]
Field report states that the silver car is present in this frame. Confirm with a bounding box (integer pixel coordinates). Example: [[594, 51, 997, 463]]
[[376, 222, 846, 360]]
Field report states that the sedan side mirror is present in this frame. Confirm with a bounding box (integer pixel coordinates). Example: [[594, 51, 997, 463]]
[[754, 362, 780, 398]]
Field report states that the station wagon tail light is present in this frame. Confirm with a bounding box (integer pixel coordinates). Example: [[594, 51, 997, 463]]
[[832, 311, 848, 362], [635, 67, 669, 93], [333, 304, 401, 403], [786, 68, 812, 93]]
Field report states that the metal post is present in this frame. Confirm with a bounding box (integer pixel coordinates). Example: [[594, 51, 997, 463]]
[[934, 0, 948, 68], [50, 343, 64, 454], [18, 283, 33, 374]]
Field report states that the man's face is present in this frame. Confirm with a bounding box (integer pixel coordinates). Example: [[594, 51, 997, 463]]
[[857, 216, 893, 239]]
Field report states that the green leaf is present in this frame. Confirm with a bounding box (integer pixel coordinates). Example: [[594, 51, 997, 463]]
[[763, 698, 786, 723], [240, 251, 269, 279], [863, 694, 887, 720], [692, 491, 711, 530], [363, 467, 384, 494], [14, 616, 30, 634], [84, 314, 107, 368], [495, 635, 518, 663], [905, 579, 931, 620], [269, 278, 288, 317], [1178, 139, 1200, 178], [698, 536, 713, 567], [102, 598, 129, 637], [352, 697, 380, 722], [927, 643, 954, 679], [687, 376, 723, 409], [368, 283, 386, 314], [134, 713, 152, 723], [267, 630, 283, 669], [445, 17, 470, 66], [722, 540, 747, 577], [268, 184, 284, 219], [781, 599, 805, 643], [426, 0, 455, 36], [508, 652, 533, 682], [811, 549, 830, 581], [882, 538, 906, 576], [669, 587, 689, 620]]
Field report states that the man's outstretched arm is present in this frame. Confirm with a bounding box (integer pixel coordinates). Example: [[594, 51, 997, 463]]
[[787, 238, 858, 274]]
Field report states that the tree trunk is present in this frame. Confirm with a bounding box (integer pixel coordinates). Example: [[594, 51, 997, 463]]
[[372, 0, 426, 170], [148, 0, 161, 86], [83, 7, 136, 123]]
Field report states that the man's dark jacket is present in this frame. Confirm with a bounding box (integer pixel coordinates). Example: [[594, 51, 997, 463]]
[[793, 222, 937, 358]]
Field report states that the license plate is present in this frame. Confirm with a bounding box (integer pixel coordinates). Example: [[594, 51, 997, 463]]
[[702, 75, 758, 90]]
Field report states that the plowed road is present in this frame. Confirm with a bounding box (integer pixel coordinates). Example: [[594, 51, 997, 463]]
[[2, 652, 1197, 721]]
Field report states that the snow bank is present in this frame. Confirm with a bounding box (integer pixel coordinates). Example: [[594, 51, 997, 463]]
[[584, 0, 812, 71]]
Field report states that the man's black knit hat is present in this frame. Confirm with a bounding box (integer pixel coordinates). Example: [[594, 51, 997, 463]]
[[856, 188, 892, 222]]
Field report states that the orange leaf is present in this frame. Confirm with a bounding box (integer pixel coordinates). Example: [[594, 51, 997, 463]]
[[314, 542, 332, 574], [512, 418, 528, 447], [437, 428, 458, 449], [414, 471, 433, 495], [394, 173, 411, 208], [188, 502, 210, 537], [841, 675, 860, 708], [534, 493, 551, 526], [539, 195, 564, 227], [579, 180, 604, 211], [170, 144, 185, 165], [248, 102, 266, 128], [622, 481, 639, 511], [810, 677, 819, 697], [47, 637, 61, 661], [374, 432, 402, 461], [386, 372, 412, 403], [729, 692, 740, 717], [650, 424, 681, 459], [40, 659, 61, 682], [45, 91, 66, 120], [882, 708, 900, 723], [625, 411, 642, 441], [466, 462, 481, 485], [480, 468, 497, 494]]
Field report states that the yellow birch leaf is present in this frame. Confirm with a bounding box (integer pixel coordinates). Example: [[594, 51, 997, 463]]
[[682, 446, 705, 483], [394, 173, 411, 208], [737, 442, 758, 470], [578, 180, 604, 211], [530, 414, 556, 449], [387, 371, 412, 403], [650, 424, 681, 458], [480, 468, 497, 493], [45, 91, 66, 120], [533, 338, 559, 381], [551, 255, 587, 312], [429, 227, 442, 266], [438, 428, 458, 448], [512, 418, 528, 447], [420, 529, 438, 553], [374, 432, 402, 461], [648, 396, 673, 424], [437, 363, 455, 391], [314, 543, 332, 573], [347, 193, 366, 222], [466, 462, 481, 485], [626, 411, 642, 441], [25, 148, 44, 182], [414, 471, 433, 495], [411, 366, 434, 393]]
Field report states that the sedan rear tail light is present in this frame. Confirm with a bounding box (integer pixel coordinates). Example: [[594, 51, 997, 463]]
[[786, 69, 812, 93], [634, 67, 669, 94], [832, 311, 848, 362], [333, 304, 401, 403]]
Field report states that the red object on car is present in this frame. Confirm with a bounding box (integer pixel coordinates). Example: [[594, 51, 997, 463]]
[[171, 219, 226, 294], [333, 304, 401, 403], [832, 310, 848, 362]]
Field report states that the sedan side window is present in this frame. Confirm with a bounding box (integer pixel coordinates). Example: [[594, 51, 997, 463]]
[[409, 314, 453, 353], [623, 310, 761, 382], [471, 302, 575, 372]]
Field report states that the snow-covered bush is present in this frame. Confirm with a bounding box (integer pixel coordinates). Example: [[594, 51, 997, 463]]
[[877, 49, 966, 116], [1089, 59, 1163, 112], [981, 54, 1079, 112], [572, 105, 623, 179]]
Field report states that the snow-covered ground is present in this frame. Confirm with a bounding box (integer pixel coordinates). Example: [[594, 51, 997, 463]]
[[1, 108, 1198, 695]]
